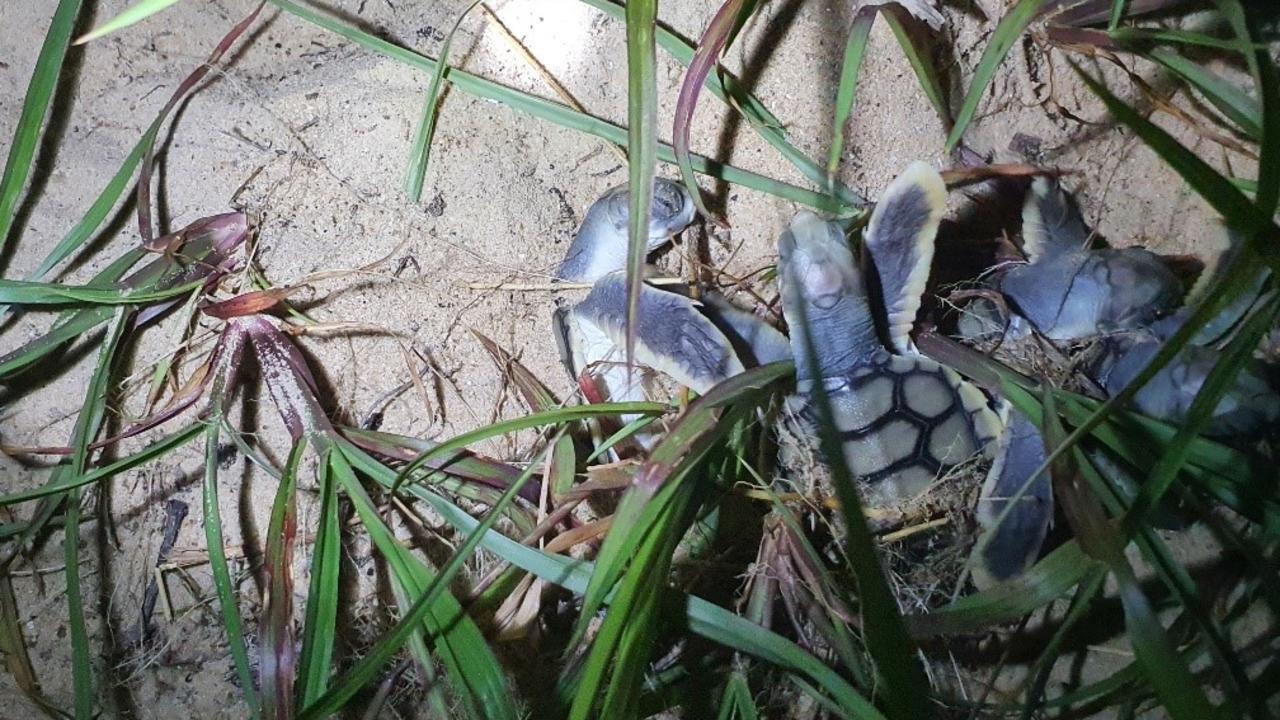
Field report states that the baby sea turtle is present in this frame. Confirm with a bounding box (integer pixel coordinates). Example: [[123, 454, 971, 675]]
[[1094, 229, 1280, 438], [776, 162, 1003, 505], [996, 177, 1183, 341], [554, 180, 788, 427], [968, 177, 1279, 438]]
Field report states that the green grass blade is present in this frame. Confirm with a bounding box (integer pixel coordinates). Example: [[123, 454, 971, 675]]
[[1125, 294, 1280, 527], [787, 294, 930, 720], [828, 7, 877, 182], [27, 119, 164, 281], [623, 0, 659, 367], [340, 440, 883, 718], [882, 7, 951, 130], [331, 451, 515, 720], [1043, 403, 1218, 720], [1213, 0, 1279, 214], [1075, 451, 1258, 719], [268, 0, 855, 215], [296, 448, 341, 706], [298, 449, 538, 720], [1073, 62, 1280, 266], [60, 309, 128, 718], [0, 0, 83, 253], [576, 0, 864, 208], [1109, 27, 1271, 51], [0, 276, 207, 306], [62, 483, 92, 719], [261, 440, 302, 720], [1148, 48, 1262, 140], [402, 0, 482, 203], [1108, 0, 1130, 29], [0, 307, 114, 379], [0, 424, 202, 506], [392, 400, 668, 490], [203, 423, 261, 719], [906, 540, 1098, 637], [946, 0, 1052, 151], [75, 0, 183, 44]]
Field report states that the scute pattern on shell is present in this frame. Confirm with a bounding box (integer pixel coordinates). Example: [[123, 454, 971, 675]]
[[803, 351, 999, 499]]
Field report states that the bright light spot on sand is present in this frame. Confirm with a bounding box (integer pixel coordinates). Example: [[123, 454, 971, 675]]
[[483, 0, 595, 77]]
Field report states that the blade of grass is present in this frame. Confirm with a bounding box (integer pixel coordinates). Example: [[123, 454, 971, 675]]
[[133, 4, 263, 243], [1125, 293, 1280, 527], [828, 7, 878, 183], [947, 0, 1053, 151], [0, 276, 209, 306], [906, 540, 1097, 637], [882, 6, 952, 131], [576, 0, 864, 209], [0, 0, 83, 254], [203, 423, 260, 718], [1075, 449, 1258, 720], [269, 0, 855, 215], [1072, 63, 1280, 264], [787, 292, 930, 720], [403, 0, 482, 203], [1043, 400, 1218, 720], [60, 309, 129, 718], [297, 446, 540, 719], [623, 0, 659, 370], [0, 424, 202, 506], [261, 440, 302, 720], [338, 438, 883, 718], [296, 448, 340, 706], [1108, 0, 1130, 29], [1213, 0, 1279, 215], [26, 113, 163, 282], [329, 450, 516, 720], [0, 575, 64, 717], [392, 400, 668, 491], [1148, 48, 1262, 140], [74, 0, 183, 44], [674, 0, 746, 225]]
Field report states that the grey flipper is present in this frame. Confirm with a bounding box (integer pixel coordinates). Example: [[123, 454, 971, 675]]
[[777, 211, 881, 390], [863, 161, 948, 354], [971, 409, 1053, 589], [1021, 177, 1090, 263], [574, 271, 744, 394], [699, 292, 793, 366]]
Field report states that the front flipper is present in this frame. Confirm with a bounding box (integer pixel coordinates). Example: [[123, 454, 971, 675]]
[[971, 409, 1053, 589], [574, 272, 744, 394], [1021, 177, 1090, 263], [864, 162, 948, 354]]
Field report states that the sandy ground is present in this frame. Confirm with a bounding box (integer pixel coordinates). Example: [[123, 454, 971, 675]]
[[0, 0, 1256, 717]]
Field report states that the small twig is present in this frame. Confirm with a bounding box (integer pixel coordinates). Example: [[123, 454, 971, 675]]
[[879, 517, 949, 543]]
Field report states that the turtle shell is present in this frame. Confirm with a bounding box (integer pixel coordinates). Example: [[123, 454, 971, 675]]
[[801, 349, 1001, 502]]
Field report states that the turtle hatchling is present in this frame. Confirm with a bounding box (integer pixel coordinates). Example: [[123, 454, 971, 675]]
[[554, 179, 789, 443], [776, 162, 1003, 506], [994, 177, 1184, 341]]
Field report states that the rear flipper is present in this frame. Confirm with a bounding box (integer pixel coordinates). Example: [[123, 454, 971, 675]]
[[971, 409, 1054, 589], [699, 292, 792, 366]]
